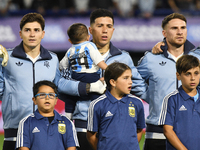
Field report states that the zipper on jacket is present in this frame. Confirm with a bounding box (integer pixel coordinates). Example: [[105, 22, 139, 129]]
[[33, 63, 35, 113]]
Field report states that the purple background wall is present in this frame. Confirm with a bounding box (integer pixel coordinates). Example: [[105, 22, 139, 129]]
[[1, 16, 200, 52]]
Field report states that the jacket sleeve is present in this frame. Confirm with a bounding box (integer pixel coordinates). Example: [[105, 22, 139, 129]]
[[124, 53, 148, 100], [57, 66, 87, 97], [137, 53, 150, 102], [0, 57, 5, 100], [16, 117, 31, 148], [59, 52, 69, 70]]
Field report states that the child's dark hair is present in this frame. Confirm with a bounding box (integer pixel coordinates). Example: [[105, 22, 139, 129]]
[[67, 23, 88, 44], [104, 62, 131, 91], [176, 55, 200, 75], [33, 80, 58, 96], [20, 13, 45, 30], [162, 13, 187, 29], [90, 8, 114, 25]]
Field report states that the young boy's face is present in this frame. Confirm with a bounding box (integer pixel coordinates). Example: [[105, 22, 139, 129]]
[[32, 85, 58, 117], [177, 66, 200, 93]]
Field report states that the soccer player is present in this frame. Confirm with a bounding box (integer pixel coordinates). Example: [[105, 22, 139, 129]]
[[137, 13, 200, 150], [0, 12, 61, 150], [87, 62, 145, 150], [161, 55, 200, 150], [16, 80, 79, 150], [59, 8, 147, 150], [0, 12, 102, 150]]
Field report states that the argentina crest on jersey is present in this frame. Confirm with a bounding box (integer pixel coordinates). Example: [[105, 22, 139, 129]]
[[129, 102, 135, 117], [58, 121, 66, 134]]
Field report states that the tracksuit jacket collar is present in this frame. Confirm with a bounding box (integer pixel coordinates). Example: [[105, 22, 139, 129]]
[[179, 86, 200, 102], [109, 42, 122, 56], [34, 109, 62, 122], [90, 40, 122, 57], [105, 90, 128, 104], [12, 41, 52, 60], [161, 38, 195, 58]]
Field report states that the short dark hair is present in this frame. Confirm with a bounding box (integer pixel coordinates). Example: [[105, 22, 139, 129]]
[[90, 8, 114, 25], [33, 80, 58, 96], [20, 13, 45, 30], [67, 23, 88, 44], [162, 13, 187, 29], [176, 55, 200, 75], [104, 62, 131, 91]]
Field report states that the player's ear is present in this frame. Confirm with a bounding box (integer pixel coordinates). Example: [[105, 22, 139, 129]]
[[19, 31, 22, 39], [89, 27, 92, 34], [176, 72, 181, 80], [32, 97, 37, 105], [87, 35, 90, 41], [54, 97, 58, 105], [68, 39, 73, 44], [41, 30, 45, 39], [162, 30, 167, 38], [110, 79, 116, 88]]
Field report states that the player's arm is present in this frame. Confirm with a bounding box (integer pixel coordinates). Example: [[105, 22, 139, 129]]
[[152, 41, 165, 54], [137, 128, 143, 142], [66, 147, 76, 150], [86, 131, 98, 150], [19, 147, 29, 150], [97, 60, 107, 70], [163, 125, 188, 150]]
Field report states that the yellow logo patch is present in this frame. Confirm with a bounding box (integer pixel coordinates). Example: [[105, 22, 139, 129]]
[[129, 102, 135, 117], [58, 121, 66, 134]]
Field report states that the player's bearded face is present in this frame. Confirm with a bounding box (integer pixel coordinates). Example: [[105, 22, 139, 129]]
[[163, 18, 187, 48], [89, 17, 114, 48]]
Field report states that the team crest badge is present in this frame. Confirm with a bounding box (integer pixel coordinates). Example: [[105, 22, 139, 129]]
[[58, 121, 66, 134], [129, 102, 135, 117]]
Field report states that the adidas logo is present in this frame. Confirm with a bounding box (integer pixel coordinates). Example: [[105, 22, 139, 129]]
[[159, 61, 166, 66], [32, 127, 40, 133], [105, 111, 113, 117], [179, 105, 187, 111], [16, 61, 23, 66]]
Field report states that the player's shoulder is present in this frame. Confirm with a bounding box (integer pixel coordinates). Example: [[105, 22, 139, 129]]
[[89, 94, 107, 108], [128, 94, 143, 104], [189, 46, 200, 56], [163, 89, 179, 102], [19, 113, 35, 124], [7, 48, 14, 55], [48, 50, 58, 57], [138, 51, 163, 65], [119, 49, 130, 56], [59, 113, 74, 124]]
